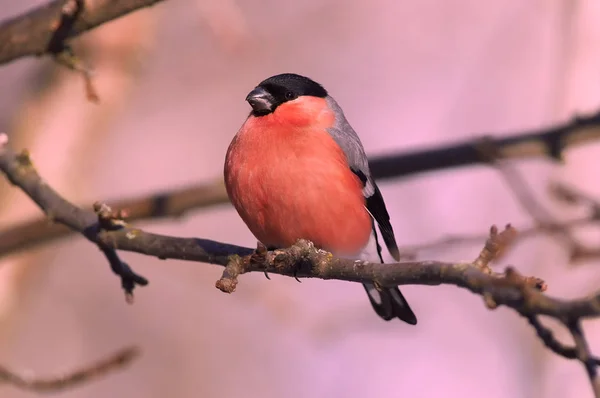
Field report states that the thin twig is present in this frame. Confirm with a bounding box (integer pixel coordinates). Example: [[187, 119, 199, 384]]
[[399, 180, 600, 261], [398, 215, 596, 260], [472, 224, 518, 270], [549, 182, 600, 262], [475, 136, 579, 251], [526, 316, 600, 364], [569, 320, 600, 398], [0, 346, 139, 393]]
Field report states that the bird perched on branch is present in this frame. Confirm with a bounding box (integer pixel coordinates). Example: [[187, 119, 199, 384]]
[[224, 73, 417, 325]]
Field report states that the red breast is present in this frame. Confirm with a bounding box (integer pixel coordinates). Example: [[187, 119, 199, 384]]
[[224, 97, 372, 257]]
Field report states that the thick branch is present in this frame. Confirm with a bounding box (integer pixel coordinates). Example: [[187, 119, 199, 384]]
[[0, 136, 148, 298], [2, 110, 600, 259], [0, 180, 229, 259], [369, 111, 600, 179], [0, 0, 165, 65]]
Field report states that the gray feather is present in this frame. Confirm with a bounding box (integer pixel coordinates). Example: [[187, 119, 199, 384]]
[[325, 96, 375, 197]]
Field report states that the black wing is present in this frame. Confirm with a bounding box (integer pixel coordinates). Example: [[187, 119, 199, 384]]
[[350, 168, 400, 261], [364, 182, 401, 261]]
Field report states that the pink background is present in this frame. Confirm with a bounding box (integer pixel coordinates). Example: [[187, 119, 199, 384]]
[[1, 1, 600, 397]]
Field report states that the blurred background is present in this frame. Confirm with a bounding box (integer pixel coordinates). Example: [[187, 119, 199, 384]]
[[1, 0, 600, 397]]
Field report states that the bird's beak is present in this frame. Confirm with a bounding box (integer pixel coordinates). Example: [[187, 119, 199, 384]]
[[245, 87, 275, 113]]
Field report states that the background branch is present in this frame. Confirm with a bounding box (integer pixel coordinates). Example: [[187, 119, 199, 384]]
[[369, 110, 600, 179], [0, 0, 165, 65], [399, 214, 598, 261], [0, 346, 139, 393]]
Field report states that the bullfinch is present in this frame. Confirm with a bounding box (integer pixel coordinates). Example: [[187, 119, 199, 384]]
[[224, 73, 417, 325]]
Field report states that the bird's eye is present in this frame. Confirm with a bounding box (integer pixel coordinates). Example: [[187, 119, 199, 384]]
[[285, 91, 297, 100]]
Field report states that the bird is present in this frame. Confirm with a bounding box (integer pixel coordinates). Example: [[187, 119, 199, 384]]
[[223, 73, 417, 325]]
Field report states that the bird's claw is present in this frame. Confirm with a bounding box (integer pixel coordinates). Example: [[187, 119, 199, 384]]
[[293, 267, 302, 283], [253, 242, 272, 280]]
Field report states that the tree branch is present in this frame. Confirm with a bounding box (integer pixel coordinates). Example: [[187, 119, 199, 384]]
[[0, 0, 165, 66], [397, 181, 600, 262], [569, 319, 600, 396], [0, 179, 229, 259], [369, 110, 600, 179], [0, 134, 148, 299], [398, 215, 598, 261], [2, 132, 600, 396], [2, 109, 600, 260]]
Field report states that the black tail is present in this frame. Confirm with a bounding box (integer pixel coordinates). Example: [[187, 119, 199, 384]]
[[364, 217, 417, 325], [363, 283, 417, 324]]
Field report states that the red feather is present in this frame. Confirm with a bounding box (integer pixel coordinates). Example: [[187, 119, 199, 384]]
[[224, 96, 372, 257]]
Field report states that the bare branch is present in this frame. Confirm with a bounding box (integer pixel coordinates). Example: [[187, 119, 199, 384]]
[[526, 316, 597, 363], [0, 134, 148, 300], [475, 136, 561, 226], [369, 111, 600, 180], [472, 224, 518, 269], [568, 320, 600, 396], [399, 215, 597, 259], [53, 44, 99, 102], [0, 179, 228, 259], [0, 346, 139, 393], [394, 181, 600, 262], [0, 0, 165, 65], [548, 182, 600, 262], [551, 182, 600, 214], [472, 143, 597, 270]]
